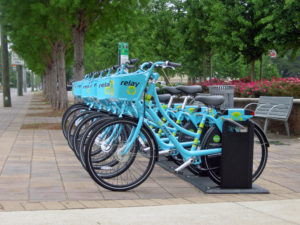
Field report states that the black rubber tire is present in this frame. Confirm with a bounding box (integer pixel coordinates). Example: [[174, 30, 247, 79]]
[[85, 118, 157, 191], [66, 110, 94, 151], [72, 111, 109, 159], [61, 104, 89, 138], [201, 124, 268, 185], [62, 103, 86, 125], [84, 120, 137, 179], [78, 116, 113, 168]]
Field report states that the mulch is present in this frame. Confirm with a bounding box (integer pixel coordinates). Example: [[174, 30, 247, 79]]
[[21, 123, 62, 130]]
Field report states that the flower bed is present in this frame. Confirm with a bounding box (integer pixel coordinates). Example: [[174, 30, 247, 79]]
[[196, 77, 300, 98]]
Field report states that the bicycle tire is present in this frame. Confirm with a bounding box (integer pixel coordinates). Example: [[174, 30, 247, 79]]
[[85, 119, 138, 179], [201, 123, 268, 185], [62, 104, 89, 138], [85, 118, 156, 191], [73, 111, 109, 158], [78, 116, 113, 168], [66, 110, 94, 151]]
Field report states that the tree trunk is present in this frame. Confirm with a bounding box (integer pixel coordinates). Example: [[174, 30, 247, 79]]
[[42, 74, 46, 95], [48, 44, 58, 106], [17, 65, 23, 96], [209, 53, 213, 79], [1, 25, 12, 107], [44, 69, 50, 100], [161, 69, 171, 85], [56, 40, 68, 109], [73, 26, 85, 81], [31, 72, 34, 91], [23, 66, 27, 93], [250, 59, 255, 81], [202, 51, 207, 81], [259, 55, 263, 80]]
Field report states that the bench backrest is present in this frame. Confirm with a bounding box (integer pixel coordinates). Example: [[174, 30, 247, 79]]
[[256, 96, 294, 120]]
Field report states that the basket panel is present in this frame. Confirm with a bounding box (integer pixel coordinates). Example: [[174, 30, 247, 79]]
[[95, 73, 147, 101]]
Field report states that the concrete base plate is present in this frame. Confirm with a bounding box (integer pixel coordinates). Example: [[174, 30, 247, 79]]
[[157, 157, 269, 194]]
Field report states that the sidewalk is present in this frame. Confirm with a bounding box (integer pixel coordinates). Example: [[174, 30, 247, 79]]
[[0, 90, 299, 224]]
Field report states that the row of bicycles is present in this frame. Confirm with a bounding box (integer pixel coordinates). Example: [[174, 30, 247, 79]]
[[62, 59, 269, 191]]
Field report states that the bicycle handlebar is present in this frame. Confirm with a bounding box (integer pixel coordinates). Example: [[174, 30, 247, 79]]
[[166, 61, 181, 68]]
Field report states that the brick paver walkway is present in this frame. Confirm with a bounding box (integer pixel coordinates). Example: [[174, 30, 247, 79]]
[[0, 90, 299, 211]]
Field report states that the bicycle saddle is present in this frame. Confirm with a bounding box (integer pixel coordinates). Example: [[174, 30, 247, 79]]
[[162, 86, 181, 95], [176, 85, 202, 95], [158, 94, 171, 103], [195, 95, 225, 107]]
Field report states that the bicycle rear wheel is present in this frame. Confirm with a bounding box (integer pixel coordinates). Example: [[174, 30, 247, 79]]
[[85, 118, 157, 191], [201, 123, 268, 185]]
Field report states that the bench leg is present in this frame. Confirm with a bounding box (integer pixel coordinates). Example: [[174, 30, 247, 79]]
[[284, 121, 290, 138], [264, 118, 269, 134]]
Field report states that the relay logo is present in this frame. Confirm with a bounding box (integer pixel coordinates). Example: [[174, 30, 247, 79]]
[[127, 86, 136, 95], [104, 80, 114, 96], [98, 82, 110, 88], [120, 80, 140, 88], [121, 80, 140, 95]]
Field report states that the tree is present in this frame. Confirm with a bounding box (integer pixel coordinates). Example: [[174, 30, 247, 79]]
[[1, 0, 72, 109], [65, 0, 149, 81], [220, 0, 280, 81], [174, 0, 224, 80], [1, 24, 11, 107], [270, 0, 300, 59]]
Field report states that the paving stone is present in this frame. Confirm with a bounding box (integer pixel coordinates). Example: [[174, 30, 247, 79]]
[[30, 192, 67, 202], [102, 191, 140, 200], [79, 200, 106, 208], [67, 192, 104, 201], [132, 199, 159, 206], [96, 200, 122, 208], [21, 202, 46, 211], [61, 201, 85, 209], [0, 201, 25, 211], [152, 198, 192, 205], [40, 201, 66, 210], [114, 200, 142, 207]]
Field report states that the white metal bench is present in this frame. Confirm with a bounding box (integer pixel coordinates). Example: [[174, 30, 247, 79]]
[[244, 96, 294, 137]]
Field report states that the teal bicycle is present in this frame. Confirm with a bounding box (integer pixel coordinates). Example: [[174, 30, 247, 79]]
[[79, 61, 268, 191]]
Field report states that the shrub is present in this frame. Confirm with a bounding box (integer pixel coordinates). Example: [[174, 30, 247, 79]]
[[196, 77, 300, 98]]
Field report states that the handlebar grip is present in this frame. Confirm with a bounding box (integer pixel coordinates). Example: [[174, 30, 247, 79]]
[[166, 61, 181, 68], [129, 58, 139, 64]]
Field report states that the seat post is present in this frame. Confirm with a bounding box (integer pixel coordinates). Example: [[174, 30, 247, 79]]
[[167, 95, 176, 108], [182, 95, 192, 110]]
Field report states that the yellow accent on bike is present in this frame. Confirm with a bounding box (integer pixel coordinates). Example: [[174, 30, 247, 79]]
[[126, 86, 136, 95]]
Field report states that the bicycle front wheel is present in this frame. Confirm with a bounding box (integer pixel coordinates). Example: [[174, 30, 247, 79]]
[[85, 118, 157, 191]]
